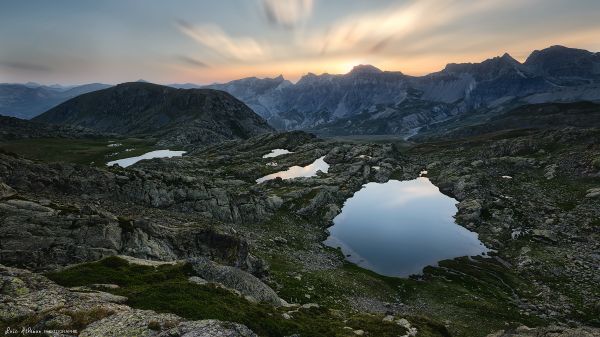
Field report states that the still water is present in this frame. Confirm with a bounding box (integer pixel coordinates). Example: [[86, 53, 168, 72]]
[[263, 149, 293, 158], [324, 178, 488, 277], [107, 150, 186, 168], [256, 156, 329, 183]]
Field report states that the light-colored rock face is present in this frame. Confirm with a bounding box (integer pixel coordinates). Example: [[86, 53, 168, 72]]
[[189, 257, 286, 307], [0, 186, 264, 274]]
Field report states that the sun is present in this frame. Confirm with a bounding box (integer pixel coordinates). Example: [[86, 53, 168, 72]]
[[338, 59, 365, 74]]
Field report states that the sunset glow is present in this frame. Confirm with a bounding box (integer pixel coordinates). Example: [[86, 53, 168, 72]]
[[1, 0, 600, 84]]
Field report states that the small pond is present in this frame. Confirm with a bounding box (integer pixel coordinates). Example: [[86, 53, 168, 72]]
[[107, 150, 186, 168], [263, 149, 293, 158], [324, 177, 488, 277], [256, 156, 329, 183]]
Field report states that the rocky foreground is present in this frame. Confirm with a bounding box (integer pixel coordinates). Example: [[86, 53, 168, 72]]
[[0, 129, 599, 336]]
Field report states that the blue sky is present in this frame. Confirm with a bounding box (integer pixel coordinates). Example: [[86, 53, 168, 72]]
[[1, 0, 599, 85]]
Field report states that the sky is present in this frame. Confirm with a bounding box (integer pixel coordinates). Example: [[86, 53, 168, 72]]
[[1, 0, 600, 85]]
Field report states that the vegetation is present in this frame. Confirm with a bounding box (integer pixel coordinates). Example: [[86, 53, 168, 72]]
[[0, 137, 157, 166], [46, 257, 426, 337]]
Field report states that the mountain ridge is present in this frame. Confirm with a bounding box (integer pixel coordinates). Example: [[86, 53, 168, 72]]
[[203, 45, 600, 136], [33, 82, 274, 146]]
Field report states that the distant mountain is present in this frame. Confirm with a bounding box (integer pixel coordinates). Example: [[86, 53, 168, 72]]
[[205, 45, 600, 137], [34, 82, 274, 146], [206, 75, 292, 119], [168, 83, 203, 89], [0, 83, 111, 119]]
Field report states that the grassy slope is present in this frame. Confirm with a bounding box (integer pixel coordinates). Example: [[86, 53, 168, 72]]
[[47, 257, 442, 337], [0, 137, 158, 166]]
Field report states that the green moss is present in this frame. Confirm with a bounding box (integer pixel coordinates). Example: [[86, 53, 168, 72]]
[[46, 256, 435, 337], [0, 137, 158, 166]]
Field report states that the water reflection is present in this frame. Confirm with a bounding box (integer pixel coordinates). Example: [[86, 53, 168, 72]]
[[107, 150, 186, 168], [324, 178, 488, 277], [256, 156, 329, 183], [263, 149, 293, 158]]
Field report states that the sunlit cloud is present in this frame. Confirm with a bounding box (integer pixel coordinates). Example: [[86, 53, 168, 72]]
[[175, 20, 267, 61], [261, 0, 314, 29], [2, 0, 599, 84], [306, 0, 533, 58]]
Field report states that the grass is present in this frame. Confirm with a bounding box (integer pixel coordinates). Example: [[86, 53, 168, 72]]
[[264, 246, 545, 337], [45, 256, 427, 337], [0, 137, 158, 166]]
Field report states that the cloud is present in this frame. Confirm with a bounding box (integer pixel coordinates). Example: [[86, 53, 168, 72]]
[[261, 0, 314, 29], [177, 55, 209, 68], [0, 60, 51, 72], [175, 20, 266, 61], [307, 0, 532, 57]]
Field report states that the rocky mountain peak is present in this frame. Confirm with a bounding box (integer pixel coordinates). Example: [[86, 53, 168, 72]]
[[348, 64, 383, 75], [524, 45, 600, 79]]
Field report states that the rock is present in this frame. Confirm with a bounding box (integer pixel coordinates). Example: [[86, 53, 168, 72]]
[[189, 258, 286, 307], [486, 325, 600, 336], [456, 199, 482, 223], [188, 276, 208, 285], [273, 236, 288, 245], [158, 320, 258, 337], [301, 303, 319, 309], [0, 264, 257, 337], [282, 313, 292, 320], [0, 182, 16, 199], [382, 315, 394, 322], [396, 318, 411, 329], [353, 329, 365, 335], [585, 187, 600, 198], [532, 229, 558, 243], [0, 276, 29, 296], [544, 164, 558, 180]]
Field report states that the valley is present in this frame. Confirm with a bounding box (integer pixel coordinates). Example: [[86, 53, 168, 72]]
[[1, 121, 598, 336], [1, 45, 599, 336]]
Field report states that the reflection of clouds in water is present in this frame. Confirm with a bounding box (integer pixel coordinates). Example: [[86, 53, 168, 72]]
[[349, 178, 441, 208], [381, 178, 441, 207], [324, 178, 488, 277], [256, 156, 329, 183]]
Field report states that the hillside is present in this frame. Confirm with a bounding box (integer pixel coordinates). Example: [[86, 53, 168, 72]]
[[34, 82, 275, 146], [414, 101, 600, 140]]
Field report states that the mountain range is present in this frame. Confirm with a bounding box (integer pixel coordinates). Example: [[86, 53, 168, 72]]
[[33, 82, 274, 146], [205, 45, 600, 137], [2, 45, 599, 139], [0, 82, 111, 119]]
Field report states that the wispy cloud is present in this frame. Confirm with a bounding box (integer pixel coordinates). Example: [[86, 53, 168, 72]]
[[175, 20, 266, 61], [306, 0, 534, 57], [0, 60, 51, 72], [177, 55, 209, 68], [261, 0, 314, 29]]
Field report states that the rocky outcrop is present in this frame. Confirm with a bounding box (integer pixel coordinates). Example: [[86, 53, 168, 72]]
[[0, 192, 265, 275], [487, 325, 600, 337], [189, 258, 287, 306], [0, 153, 279, 224], [0, 264, 257, 337]]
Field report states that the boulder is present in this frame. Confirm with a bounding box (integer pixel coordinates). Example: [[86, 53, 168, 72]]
[[189, 257, 286, 307]]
